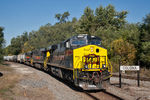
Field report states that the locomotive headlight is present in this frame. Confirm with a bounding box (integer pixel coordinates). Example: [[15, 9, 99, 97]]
[[102, 64, 106, 68], [84, 64, 88, 69]]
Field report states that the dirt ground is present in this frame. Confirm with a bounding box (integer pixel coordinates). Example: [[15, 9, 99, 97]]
[[0, 62, 55, 100], [0, 62, 150, 100]]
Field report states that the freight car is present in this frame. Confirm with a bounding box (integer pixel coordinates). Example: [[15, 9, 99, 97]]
[[17, 54, 25, 63], [4, 55, 17, 62], [4, 34, 112, 90]]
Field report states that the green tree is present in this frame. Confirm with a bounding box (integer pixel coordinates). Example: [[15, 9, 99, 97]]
[[55, 14, 61, 21], [95, 4, 128, 29], [76, 7, 95, 34], [55, 11, 70, 23], [61, 11, 70, 23], [76, 5, 128, 35], [139, 13, 150, 68], [72, 17, 77, 23], [4, 32, 29, 55], [0, 27, 5, 62]]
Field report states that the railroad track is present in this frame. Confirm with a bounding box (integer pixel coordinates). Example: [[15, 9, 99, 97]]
[[112, 73, 150, 81], [83, 90, 123, 100]]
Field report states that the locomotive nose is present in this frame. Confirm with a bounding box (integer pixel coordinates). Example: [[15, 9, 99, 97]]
[[73, 45, 107, 69]]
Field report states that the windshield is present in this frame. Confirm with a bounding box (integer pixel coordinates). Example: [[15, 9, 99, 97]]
[[70, 35, 101, 47], [90, 39, 101, 45], [72, 39, 86, 45]]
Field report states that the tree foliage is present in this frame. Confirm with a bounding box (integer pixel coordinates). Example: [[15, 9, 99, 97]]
[[0, 27, 5, 62], [111, 38, 136, 65], [76, 5, 128, 35], [76, 7, 95, 34], [55, 11, 70, 23], [139, 14, 150, 68]]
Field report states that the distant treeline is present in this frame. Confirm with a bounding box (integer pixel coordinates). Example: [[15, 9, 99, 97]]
[[3, 4, 150, 68]]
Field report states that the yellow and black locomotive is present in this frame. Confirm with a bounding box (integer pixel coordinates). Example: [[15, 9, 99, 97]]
[[44, 34, 112, 89]]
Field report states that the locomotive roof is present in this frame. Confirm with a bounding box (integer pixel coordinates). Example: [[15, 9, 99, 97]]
[[27, 51, 32, 53], [66, 34, 101, 41]]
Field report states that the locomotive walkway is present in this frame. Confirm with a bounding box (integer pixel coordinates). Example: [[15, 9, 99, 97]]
[[0, 62, 150, 100]]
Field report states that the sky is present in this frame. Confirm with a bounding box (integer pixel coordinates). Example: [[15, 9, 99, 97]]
[[0, 0, 150, 46]]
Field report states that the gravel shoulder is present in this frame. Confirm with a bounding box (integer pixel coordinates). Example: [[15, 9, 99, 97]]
[[109, 77, 150, 100]]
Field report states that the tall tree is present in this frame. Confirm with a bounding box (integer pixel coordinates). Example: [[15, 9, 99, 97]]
[[76, 5, 128, 35], [55, 14, 61, 21], [95, 4, 128, 29], [61, 11, 70, 23], [76, 7, 95, 34], [0, 27, 4, 62], [55, 11, 70, 23], [139, 13, 150, 68]]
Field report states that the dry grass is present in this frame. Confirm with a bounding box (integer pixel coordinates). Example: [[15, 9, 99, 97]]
[[0, 64, 22, 100], [140, 68, 150, 77]]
